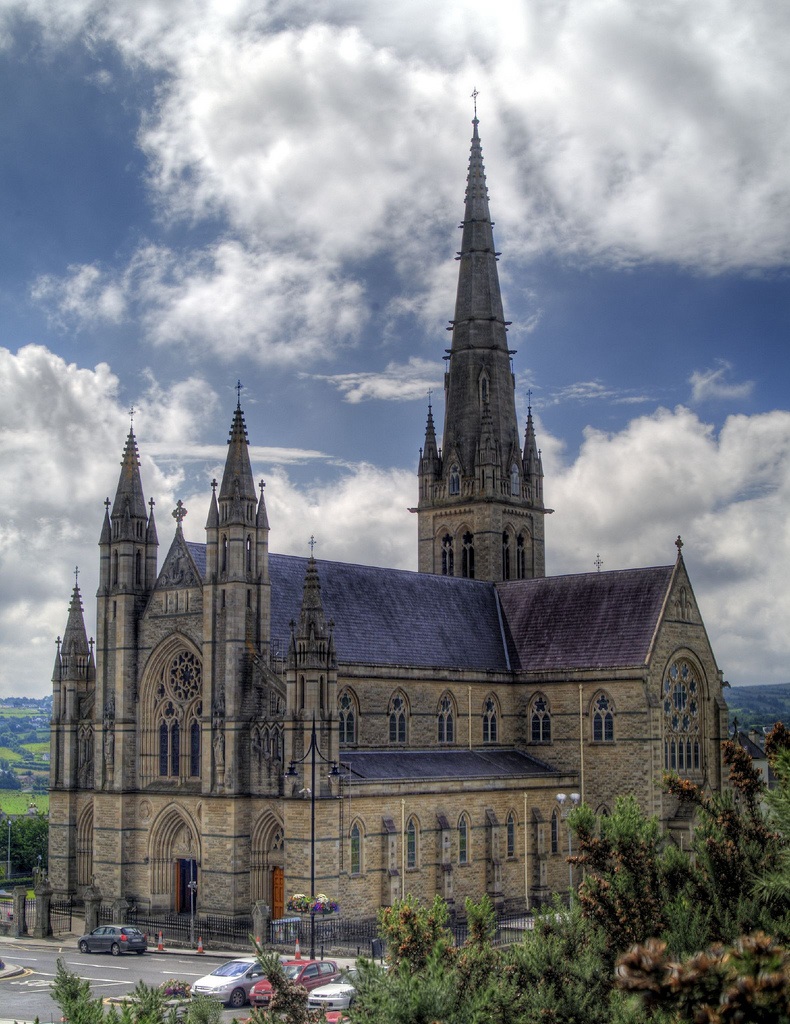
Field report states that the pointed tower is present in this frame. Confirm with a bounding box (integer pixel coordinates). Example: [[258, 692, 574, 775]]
[[417, 116, 547, 581], [95, 426, 157, 792], [285, 550, 338, 774], [49, 574, 95, 893], [202, 395, 271, 793]]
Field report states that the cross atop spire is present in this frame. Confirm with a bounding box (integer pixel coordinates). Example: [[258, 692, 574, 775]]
[[236, 379, 243, 407], [471, 87, 479, 121], [74, 565, 80, 587], [309, 535, 316, 556]]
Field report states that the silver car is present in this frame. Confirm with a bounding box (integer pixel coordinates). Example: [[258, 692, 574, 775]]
[[307, 967, 360, 1011], [191, 957, 266, 1008]]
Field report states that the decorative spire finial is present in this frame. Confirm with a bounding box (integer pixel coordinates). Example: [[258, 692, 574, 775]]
[[471, 87, 479, 120], [427, 387, 433, 410], [149, 497, 155, 514], [594, 554, 603, 573], [104, 497, 111, 513], [129, 405, 135, 428], [235, 380, 243, 407], [172, 500, 188, 526], [74, 566, 80, 588], [675, 535, 683, 553], [259, 479, 265, 495], [309, 535, 316, 556], [211, 478, 218, 494]]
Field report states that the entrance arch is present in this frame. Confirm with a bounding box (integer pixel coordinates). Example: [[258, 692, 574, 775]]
[[148, 804, 200, 913], [251, 813, 284, 917]]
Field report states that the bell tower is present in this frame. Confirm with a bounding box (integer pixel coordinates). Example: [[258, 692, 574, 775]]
[[417, 114, 547, 582]]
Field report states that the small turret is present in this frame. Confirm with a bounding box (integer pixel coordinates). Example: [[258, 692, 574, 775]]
[[218, 398, 257, 528]]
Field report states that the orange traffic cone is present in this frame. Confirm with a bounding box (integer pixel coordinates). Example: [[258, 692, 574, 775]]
[[157, 931, 164, 952], [294, 936, 301, 960], [197, 935, 204, 954]]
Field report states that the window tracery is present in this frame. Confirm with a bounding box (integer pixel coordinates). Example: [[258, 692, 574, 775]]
[[153, 649, 202, 780], [530, 694, 551, 743], [483, 695, 498, 743], [458, 814, 469, 864], [437, 693, 455, 743], [663, 658, 702, 773], [389, 693, 407, 744], [339, 690, 357, 745], [461, 532, 475, 578], [592, 692, 614, 742], [441, 533, 454, 575]]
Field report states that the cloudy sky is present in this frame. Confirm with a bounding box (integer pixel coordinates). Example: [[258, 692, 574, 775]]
[[1, 0, 789, 698]]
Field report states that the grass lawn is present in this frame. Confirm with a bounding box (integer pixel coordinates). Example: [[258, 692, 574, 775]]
[[0, 792, 48, 815]]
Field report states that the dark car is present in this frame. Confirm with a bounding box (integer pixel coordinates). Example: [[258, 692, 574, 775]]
[[78, 925, 147, 955]]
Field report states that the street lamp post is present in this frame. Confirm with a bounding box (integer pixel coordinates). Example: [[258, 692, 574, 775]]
[[188, 859, 198, 947], [555, 792, 581, 899], [285, 715, 340, 959], [5, 818, 10, 881]]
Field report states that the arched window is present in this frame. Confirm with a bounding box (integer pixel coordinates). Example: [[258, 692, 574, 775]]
[[458, 814, 469, 865], [516, 533, 527, 579], [449, 466, 460, 496], [461, 532, 475, 578], [389, 693, 407, 744], [190, 719, 200, 776], [221, 535, 228, 573], [406, 817, 418, 869], [550, 810, 559, 854], [170, 720, 180, 776], [441, 534, 454, 576], [530, 695, 551, 743], [592, 692, 615, 742], [339, 690, 357, 745], [437, 694, 454, 743], [112, 550, 119, 586], [502, 532, 511, 580], [511, 464, 520, 496], [246, 535, 252, 573], [135, 549, 142, 585], [506, 812, 516, 859], [350, 822, 362, 875], [483, 696, 498, 744], [480, 377, 489, 405], [153, 649, 203, 781], [663, 658, 702, 773]]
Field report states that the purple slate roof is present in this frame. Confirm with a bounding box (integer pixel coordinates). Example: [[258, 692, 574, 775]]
[[269, 554, 509, 673], [496, 566, 674, 673], [341, 748, 557, 782], [181, 543, 675, 676]]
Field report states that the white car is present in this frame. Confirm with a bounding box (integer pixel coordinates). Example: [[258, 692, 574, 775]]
[[191, 957, 266, 1008], [307, 968, 359, 1012]]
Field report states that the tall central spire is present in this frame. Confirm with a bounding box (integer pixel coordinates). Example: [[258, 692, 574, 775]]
[[442, 116, 519, 481], [417, 114, 547, 582]]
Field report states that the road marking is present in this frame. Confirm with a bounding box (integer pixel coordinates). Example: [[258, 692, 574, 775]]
[[61, 961, 131, 971]]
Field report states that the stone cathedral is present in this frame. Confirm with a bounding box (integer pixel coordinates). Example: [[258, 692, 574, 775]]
[[49, 118, 729, 922]]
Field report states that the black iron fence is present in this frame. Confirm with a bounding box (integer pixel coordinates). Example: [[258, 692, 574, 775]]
[[50, 897, 73, 934]]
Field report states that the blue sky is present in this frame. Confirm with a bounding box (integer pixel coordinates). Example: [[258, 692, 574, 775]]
[[1, 0, 789, 697]]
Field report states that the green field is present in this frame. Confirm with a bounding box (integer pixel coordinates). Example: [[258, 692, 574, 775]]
[[0, 792, 48, 815]]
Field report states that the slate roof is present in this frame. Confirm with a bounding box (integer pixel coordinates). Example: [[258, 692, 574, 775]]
[[178, 544, 675, 677], [496, 566, 674, 673], [268, 554, 509, 673], [340, 748, 557, 782]]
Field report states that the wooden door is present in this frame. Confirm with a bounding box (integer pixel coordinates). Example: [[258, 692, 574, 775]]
[[272, 866, 284, 919]]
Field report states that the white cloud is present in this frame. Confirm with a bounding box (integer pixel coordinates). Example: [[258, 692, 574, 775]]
[[306, 357, 443, 404], [16, 0, 790, 362], [547, 404, 790, 684], [689, 360, 754, 403], [33, 242, 369, 365]]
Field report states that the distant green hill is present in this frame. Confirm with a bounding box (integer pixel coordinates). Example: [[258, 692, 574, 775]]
[[725, 682, 790, 734]]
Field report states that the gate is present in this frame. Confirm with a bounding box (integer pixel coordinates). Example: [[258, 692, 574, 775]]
[[50, 898, 73, 935]]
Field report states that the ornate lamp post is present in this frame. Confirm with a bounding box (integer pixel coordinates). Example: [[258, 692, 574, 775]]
[[188, 862, 198, 947], [555, 792, 581, 898], [285, 715, 340, 959]]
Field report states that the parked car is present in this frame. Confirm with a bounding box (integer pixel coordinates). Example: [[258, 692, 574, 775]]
[[307, 967, 359, 1012], [249, 959, 341, 1008], [191, 957, 266, 1008], [77, 925, 147, 956]]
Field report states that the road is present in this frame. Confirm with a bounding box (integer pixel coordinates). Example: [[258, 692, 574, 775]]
[[0, 942, 246, 1023]]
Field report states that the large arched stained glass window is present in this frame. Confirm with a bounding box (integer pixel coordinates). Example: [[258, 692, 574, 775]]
[[663, 658, 702, 773]]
